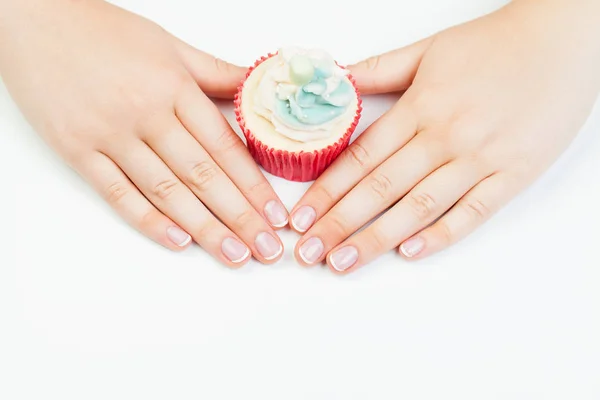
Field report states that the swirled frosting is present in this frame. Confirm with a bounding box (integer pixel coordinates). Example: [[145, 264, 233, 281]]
[[253, 47, 355, 143]]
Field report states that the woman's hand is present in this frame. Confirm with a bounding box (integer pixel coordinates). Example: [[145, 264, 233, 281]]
[[291, 0, 600, 273], [0, 0, 288, 267]]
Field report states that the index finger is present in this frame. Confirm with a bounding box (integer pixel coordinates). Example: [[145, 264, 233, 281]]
[[175, 86, 289, 229], [290, 100, 418, 233]]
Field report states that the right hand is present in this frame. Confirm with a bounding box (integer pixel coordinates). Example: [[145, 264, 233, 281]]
[[0, 0, 287, 267]]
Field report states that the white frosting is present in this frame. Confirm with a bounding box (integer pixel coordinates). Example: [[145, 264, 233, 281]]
[[241, 56, 360, 153], [252, 47, 354, 143]]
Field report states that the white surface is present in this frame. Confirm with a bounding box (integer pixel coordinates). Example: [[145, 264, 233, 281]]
[[2, 0, 600, 398]]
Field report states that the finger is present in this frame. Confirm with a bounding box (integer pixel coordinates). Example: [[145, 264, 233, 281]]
[[144, 116, 284, 263], [295, 132, 449, 266], [78, 152, 192, 251], [290, 100, 417, 234], [348, 37, 433, 95], [323, 160, 490, 273], [106, 141, 253, 267], [398, 173, 516, 260], [176, 86, 289, 229], [171, 35, 246, 99]]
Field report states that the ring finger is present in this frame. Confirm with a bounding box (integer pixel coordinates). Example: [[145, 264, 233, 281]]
[[325, 159, 490, 273], [144, 117, 283, 263], [78, 152, 192, 251], [106, 140, 252, 267]]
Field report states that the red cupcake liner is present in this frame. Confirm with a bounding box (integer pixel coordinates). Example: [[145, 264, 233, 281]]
[[234, 53, 362, 182]]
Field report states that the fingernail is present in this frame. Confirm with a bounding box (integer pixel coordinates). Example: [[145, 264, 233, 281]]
[[222, 237, 250, 264], [329, 246, 359, 272], [167, 226, 192, 247], [255, 232, 283, 261], [400, 237, 425, 258], [264, 200, 289, 228], [298, 237, 324, 265], [291, 206, 316, 232]]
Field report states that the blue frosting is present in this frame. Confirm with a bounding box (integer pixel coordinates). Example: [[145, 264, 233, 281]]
[[274, 57, 353, 127]]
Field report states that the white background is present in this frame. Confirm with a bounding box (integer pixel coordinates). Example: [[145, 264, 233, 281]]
[[2, 0, 600, 398]]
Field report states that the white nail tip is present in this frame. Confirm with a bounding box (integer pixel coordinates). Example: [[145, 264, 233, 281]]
[[271, 218, 289, 228], [291, 219, 308, 233], [399, 245, 411, 258], [298, 249, 311, 265], [231, 248, 251, 264], [263, 244, 283, 261], [179, 235, 192, 247], [329, 256, 343, 272]]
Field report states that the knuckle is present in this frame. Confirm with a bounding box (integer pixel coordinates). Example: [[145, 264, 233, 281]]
[[244, 180, 270, 198], [326, 212, 351, 239], [138, 208, 160, 233], [368, 172, 393, 201], [437, 220, 455, 245], [194, 218, 220, 243], [312, 184, 336, 205], [406, 192, 437, 221], [344, 142, 370, 169], [365, 55, 381, 71], [104, 181, 129, 205], [188, 161, 219, 191], [231, 208, 256, 230], [366, 227, 389, 253], [152, 179, 180, 200], [214, 57, 233, 74], [459, 196, 490, 221], [215, 126, 244, 153]]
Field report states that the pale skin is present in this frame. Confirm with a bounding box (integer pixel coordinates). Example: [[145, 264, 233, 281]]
[[0, 0, 289, 267], [1, 0, 599, 273], [292, 0, 600, 273]]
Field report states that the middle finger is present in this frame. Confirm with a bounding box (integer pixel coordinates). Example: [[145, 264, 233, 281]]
[[144, 116, 283, 263]]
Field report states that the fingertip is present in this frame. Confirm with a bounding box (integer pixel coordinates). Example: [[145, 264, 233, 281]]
[[326, 255, 353, 276], [264, 200, 290, 230], [327, 245, 360, 275], [223, 250, 252, 269], [398, 235, 434, 261], [289, 205, 317, 234], [295, 236, 325, 267], [253, 232, 284, 265]]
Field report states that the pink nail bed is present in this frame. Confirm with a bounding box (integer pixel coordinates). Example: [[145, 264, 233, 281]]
[[264, 200, 289, 228], [329, 246, 359, 272], [167, 226, 192, 247], [400, 237, 425, 258], [222, 237, 250, 264], [291, 206, 317, 232], [298, 237, 324, 265], [255, 232, 282, 261]]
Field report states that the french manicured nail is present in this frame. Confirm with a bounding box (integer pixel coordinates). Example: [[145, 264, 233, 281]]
[[298, 237, 324, 265], [264, 200, 289, 228], [167, 226, 192, 247], [400, 237, 425, 258], [291, 206, 316, 232], [255, 232, 283, 261], [329, 246, 359, 272], [222, 237, 250, 264]]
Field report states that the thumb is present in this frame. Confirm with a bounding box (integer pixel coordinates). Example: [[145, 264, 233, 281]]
[[172, 36, 247, 99], [348, 37, 433, 95]]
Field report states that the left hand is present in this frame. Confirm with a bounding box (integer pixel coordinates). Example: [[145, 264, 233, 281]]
[[290, 0, 600, 273]]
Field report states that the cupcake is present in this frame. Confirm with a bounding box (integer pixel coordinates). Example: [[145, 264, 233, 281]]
[[234, 47, 362, 182]]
